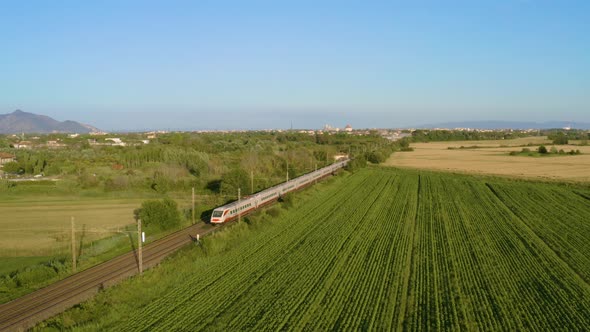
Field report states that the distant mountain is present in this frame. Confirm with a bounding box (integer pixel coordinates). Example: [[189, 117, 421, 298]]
[[0, 110, 100, 134], [419, 121, 590, 130]]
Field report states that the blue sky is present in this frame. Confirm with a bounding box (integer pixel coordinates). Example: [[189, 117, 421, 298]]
[[1, 1, 588, 130]]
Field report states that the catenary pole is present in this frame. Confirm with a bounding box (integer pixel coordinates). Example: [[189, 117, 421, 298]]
[[191, 187, 195, 225], [138, 218, 143, 275], [71, 217, 76, 273], [238, 188, 241, 223]]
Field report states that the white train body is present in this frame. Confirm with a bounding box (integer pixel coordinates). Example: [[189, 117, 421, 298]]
[[210, 159, 349, 223]]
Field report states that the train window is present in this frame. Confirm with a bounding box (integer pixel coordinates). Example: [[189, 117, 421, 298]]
[[212, 211, 223, 217]]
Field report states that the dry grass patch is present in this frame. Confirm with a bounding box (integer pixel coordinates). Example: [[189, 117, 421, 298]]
[[0, 198, 142, 256], [386, 137, 590, 183]]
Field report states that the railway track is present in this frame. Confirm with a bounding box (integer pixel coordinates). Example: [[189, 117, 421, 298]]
[[0, 222, 224, 331]]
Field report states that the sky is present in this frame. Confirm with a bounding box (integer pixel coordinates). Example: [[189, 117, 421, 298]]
[[1, 0, 589, 130]]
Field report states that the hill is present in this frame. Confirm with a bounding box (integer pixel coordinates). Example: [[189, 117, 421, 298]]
[[0, 110, 99, 134]]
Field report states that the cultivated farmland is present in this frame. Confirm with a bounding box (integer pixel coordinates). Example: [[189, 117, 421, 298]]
[[41, 168, 590, 331], [385, 138, 590, 182]]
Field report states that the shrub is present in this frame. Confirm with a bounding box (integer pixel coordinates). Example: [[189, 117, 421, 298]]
[[135, 198, 182, 230], [538, 145, 548, 154], [552, 132, 569, 145], [346, 155, 367, 172], [550, 146, 558, 154], [266, 207, 281, 217], [2, 161, 23, 174], [14, 265, 58, 287]]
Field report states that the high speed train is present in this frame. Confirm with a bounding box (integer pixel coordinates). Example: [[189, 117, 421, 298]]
[[210, 158, 349, 224]]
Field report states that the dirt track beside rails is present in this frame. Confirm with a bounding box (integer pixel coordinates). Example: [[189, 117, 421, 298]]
[[0, 222, 220, 331]]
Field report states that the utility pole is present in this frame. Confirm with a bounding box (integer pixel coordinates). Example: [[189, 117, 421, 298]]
[[71, 217, 76, 273], [191, 187, 195, 225], [138, 218, 143, 275], [238, 188, 241, 223], [315, 163, 318, 184], [250, 170, 254, 194], [286, 159, 289, 182]]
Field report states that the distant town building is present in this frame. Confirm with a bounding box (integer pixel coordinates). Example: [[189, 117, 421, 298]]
[[89, 131, 108, 136], [14, 141, 32, 149], [0, 152, 16, 166], [46, 140, 66, 148], [345, 124, 353, 132], [105, 138, 126, 146]]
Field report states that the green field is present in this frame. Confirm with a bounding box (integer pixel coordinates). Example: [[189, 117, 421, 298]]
[[0, 197, 142, 257], [40, 168, 590, 331]]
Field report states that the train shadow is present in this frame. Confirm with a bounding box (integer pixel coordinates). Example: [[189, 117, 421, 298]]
[[77, 224, 87, 259], [200, 209, 213, 224], [127, 233, 138, 266]]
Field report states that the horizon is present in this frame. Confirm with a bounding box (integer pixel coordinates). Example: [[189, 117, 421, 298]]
[[1, 1, 589, 130], [2, 109, 589, 132]]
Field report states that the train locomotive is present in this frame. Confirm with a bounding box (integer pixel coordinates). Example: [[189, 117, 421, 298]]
[[210, 159, 349, 223]]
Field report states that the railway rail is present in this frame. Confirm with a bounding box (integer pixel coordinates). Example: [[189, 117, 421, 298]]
[[0, 221, 224, 331], [0, 161, 348, 331]]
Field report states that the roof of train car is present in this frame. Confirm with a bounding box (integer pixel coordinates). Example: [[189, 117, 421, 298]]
[[212, 160, 349, 211]]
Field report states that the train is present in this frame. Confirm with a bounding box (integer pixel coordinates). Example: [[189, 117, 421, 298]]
[[210, 158, 349, 223]]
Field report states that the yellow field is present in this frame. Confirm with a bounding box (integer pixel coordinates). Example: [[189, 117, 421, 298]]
[[385, 137, 590, 183], [0, 198, 142, 256]]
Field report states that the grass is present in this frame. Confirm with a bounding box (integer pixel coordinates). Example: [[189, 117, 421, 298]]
[[0, 257, 53, 276], [0, 188, 223, 304], [0, 197, 142, 257], [36, 168, 590, 331], [386, 136, 590, 183]]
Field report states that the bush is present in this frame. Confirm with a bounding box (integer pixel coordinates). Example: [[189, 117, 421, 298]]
[[550, 146, 558, 154], [346, 155, 367, 172], [538, 145, 548, 154], [14, 265, 58, 287], [266, 207, 281, 217], [279, 193, 294, 209], [2, 161, 23, 174], [220, 168, 249, 196], [135, 198, 182, 230], [552, 132, 569, 145], [366, 151, 386, 164]]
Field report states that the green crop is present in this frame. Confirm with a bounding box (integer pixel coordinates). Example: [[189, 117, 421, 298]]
[[40, 168, 590, 331]]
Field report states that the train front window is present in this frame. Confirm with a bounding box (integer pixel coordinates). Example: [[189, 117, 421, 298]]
[[212, 211, 223, 218]]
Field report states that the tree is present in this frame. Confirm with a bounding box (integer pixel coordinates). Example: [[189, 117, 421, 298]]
[[551, 132, 569, 145], [134, 198, 181, 230], [538, 145, 548, 154], [346, 154, 367, 172], [220, 168, 249, 195], [1, 161, 22, 174]]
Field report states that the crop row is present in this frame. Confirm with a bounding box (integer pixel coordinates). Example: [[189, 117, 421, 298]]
[[80, 168, 590, 331], [487, 181, 590, 282]]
